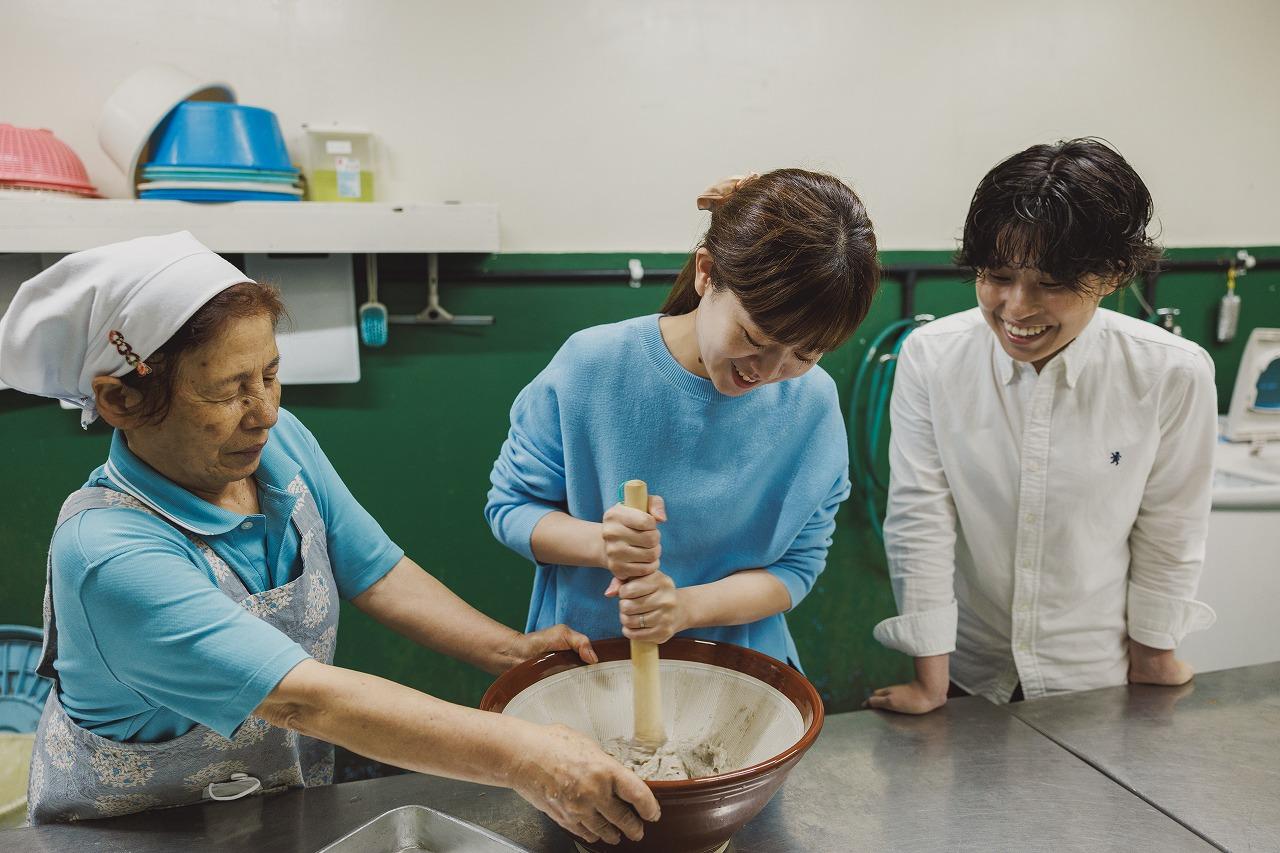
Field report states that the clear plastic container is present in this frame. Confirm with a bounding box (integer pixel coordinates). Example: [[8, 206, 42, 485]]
[[302, 124, 376, 202]]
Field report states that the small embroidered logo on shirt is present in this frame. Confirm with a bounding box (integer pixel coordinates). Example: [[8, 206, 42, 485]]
[[1110, 451, 1121, 466]]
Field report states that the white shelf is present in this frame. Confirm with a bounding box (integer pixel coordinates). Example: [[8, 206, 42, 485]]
[[0, 198, 499, 254]]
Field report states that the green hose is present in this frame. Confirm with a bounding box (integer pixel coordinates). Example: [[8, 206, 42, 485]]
[[849, 317, 930, 539], [849, 319, 915, 482]]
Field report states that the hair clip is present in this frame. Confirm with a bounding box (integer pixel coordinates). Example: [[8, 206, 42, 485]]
[[108, 330, 151, 376], [696, 173, 761, 211]]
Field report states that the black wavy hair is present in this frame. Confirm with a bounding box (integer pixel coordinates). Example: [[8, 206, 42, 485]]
[[956, 138, 1162, 294]]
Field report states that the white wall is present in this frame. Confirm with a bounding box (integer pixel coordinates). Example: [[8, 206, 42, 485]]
[[4, 0, 1278, 251]]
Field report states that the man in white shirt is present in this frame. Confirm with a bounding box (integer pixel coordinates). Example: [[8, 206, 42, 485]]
[[869, 139, 1217, 712]]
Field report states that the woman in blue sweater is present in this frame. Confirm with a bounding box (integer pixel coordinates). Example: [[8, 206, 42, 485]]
[[486, 169, 880, 668]]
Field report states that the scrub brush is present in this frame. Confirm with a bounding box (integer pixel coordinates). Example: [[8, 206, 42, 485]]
[[360, 253, 388, 347]]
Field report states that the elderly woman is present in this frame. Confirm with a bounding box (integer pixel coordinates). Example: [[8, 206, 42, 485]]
[[0, 232, 658, 845]]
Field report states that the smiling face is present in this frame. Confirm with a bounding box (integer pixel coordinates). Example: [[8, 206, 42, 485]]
[[692, 252, 822, 396], [124, 313, 282, 495], [976, 267, 1113, 371]]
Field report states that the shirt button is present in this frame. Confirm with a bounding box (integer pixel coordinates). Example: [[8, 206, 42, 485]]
[[1028, 460, 1040, 472], [1017, 642, 1030, 652], [1024, 514, 1036, 524], [240, 521, 254, 530]]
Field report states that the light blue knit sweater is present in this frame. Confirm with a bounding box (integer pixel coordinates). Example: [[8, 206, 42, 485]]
[[486, 314, 851, 666]]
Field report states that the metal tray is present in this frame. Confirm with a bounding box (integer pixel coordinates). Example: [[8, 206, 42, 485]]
[[315, 804, 532, 852]]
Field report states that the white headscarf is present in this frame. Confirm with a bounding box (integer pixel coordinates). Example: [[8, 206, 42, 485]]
[[0, 231, 253, 427]]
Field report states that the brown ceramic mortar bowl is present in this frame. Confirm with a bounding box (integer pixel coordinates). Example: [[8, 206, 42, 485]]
[[480, 638, 824, 853]]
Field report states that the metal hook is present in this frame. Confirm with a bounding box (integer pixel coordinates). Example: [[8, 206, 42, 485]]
[[628, 258, 645, 289], [389, 254, 494, 326], [1235, 249, 1257, 276]]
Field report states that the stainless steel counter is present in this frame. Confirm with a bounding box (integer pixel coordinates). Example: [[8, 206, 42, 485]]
[[1009, 661, 1280, 852], [2, 694, 1216, 852], [730, 694, 1211, 852]]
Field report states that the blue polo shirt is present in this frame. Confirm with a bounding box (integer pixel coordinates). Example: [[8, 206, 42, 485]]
[[49, 407, 403, 742]]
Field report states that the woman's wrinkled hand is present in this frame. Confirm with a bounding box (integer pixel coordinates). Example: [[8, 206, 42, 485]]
[[501, 624, 597, 671], [512, 723, 661, 845]]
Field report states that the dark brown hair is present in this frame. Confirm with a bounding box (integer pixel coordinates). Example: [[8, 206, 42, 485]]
[[956, 138, 1162, 294], [121, 281, 287, 424], [661, 168, 879, 354]]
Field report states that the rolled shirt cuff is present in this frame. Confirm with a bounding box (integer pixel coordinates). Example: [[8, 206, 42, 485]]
[[764, 564, 811, 613], [500, 502, 560, 563], [873, 602, 958, 657], [1127, 581, 1217, 650]]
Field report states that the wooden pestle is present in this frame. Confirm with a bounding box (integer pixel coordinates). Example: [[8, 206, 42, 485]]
[[623, 479, 666, 749]]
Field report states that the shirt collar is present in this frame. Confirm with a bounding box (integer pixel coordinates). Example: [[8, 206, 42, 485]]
[[103, 428, 301, 536], [1058, 309, 1103, 389], [989, 309, 1104, 389], [991, 334, 1018, 385]]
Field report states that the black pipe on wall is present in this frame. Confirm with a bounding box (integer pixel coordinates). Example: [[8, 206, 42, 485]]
[[434, 257, 1280, 321]]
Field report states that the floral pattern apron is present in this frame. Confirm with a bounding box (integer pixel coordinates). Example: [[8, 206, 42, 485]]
[[27, 477, 339, 824]]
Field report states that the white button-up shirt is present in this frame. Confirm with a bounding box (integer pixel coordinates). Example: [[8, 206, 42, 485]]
[[874, 307, 1217, 702]]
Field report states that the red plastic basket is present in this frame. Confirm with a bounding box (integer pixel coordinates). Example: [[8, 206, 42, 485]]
[[0, 124, 98, 195]]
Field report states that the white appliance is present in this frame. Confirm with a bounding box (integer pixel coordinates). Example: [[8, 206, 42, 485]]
[[1222, 327, 1280, 444], [1179, 329, 1280, 673]]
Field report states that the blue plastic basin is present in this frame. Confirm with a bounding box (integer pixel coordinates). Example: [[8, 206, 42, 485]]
[[147, 102, 292, 171], [0, 625, 48, 733]]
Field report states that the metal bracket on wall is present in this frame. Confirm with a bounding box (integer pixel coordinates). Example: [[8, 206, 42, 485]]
[[389, 253, 495, 326]]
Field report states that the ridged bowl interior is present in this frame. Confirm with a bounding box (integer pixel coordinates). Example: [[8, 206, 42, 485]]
[[503, 658, 803, 775]]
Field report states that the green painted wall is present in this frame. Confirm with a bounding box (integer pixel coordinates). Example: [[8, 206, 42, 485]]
[[1, 246, 1277, 723]]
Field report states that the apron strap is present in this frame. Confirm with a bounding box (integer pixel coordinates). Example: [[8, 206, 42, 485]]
[[38, 489, 153, 680], [36, 487, 249, 681]]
